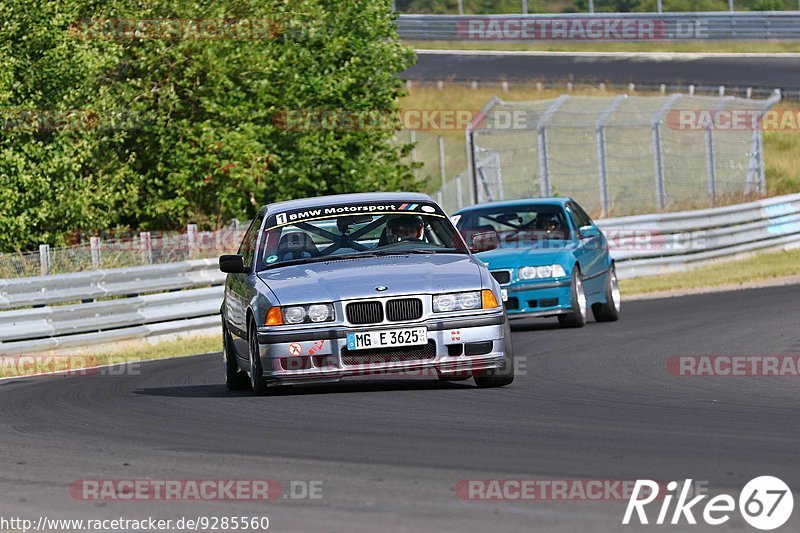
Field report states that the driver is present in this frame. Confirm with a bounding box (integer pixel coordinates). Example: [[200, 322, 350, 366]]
[[386, 215, 424, 243], [536, 213, 561, 233]]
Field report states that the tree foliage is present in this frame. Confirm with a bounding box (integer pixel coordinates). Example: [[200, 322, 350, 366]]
[[0, 0, 418, 251]]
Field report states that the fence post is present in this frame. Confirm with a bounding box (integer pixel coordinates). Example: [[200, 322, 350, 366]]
[[650, 94, 682, 211], [90, 236, 102, 269], [595, 95, 626, 218], [140, 231, 153, 265], [704, 127, 717, 207], [704, 98, 732, 207], [438, 135, 446, 194], [456, 176, 463, 210], [410, 130, 418, 179], [187, 224, 198, 258], [537, 95, 570, 197], [39, 244, 50, 276]]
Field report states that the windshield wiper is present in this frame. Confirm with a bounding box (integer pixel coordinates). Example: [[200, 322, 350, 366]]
[[371, 248, 462, 255]]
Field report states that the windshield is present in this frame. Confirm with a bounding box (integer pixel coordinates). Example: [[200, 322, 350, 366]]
[[456, 205, 573, 247], [257, 202, 468, 270]]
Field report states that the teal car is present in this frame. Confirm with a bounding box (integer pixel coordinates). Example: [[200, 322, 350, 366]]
[[453, 197, 620, 328]]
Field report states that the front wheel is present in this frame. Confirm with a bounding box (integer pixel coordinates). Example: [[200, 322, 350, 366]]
[[248, 321, 269, 396], [224, 323, 249, 391], [558, 268, 587, 328], [592, 265, 621, 322], [474, 317, 514, 388]]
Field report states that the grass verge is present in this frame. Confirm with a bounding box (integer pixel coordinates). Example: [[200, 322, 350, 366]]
[[407, 40, 800, 54], [619, 248, 800, 296], [0, 334, 221, 379]]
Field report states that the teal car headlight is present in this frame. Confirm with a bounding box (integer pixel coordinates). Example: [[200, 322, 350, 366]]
[[519, 264, 567, 280]]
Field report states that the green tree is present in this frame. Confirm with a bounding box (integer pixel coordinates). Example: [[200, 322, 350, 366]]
[[0, 0, 419, 250]]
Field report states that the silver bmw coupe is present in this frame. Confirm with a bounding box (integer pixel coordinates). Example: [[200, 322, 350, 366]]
[[219, 192, 513, 395]]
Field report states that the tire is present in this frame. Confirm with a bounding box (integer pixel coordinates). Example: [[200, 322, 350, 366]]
[[223, 323, 249, 391], [248, 320, 269, 396], [592, 264, 621, 322], [474, 316, 514, 388], [558, 268, 587, 328]]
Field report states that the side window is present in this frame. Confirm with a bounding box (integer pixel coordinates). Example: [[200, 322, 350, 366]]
[[564, 204, 579, 231], [238, 213, 265, 269], [567, 203, 593, 229], [572, 202, 595, 227]]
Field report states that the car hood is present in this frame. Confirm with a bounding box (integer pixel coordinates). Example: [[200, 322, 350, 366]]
[[258, 254, 482, 304], [476, 240, 576, 270]]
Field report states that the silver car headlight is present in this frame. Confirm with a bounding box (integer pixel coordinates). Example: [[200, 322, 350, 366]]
[[433, 291, 482, 313], [282, 303, 335, 324], [519, 264, 567, 280]]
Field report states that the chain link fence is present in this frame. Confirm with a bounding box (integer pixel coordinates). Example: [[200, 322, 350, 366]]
[[0, 222, 243, 279], [440, 91, 780, 218]]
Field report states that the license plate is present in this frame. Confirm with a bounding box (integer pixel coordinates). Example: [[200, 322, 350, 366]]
[[346, 327, 427, 351], [501, 288, 508, 302]]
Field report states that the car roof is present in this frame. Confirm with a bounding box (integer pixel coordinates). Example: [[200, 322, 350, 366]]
[[454, 197, 571, 215], [264, 192, 434, 213]]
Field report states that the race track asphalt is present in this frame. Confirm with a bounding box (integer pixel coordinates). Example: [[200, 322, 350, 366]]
[[404, 51, 800, 94], [2, 284, 800, 532]]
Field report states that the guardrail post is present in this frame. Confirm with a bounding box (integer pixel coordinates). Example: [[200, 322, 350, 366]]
[[39, 244, 50, 276], [187, 224, 198, 258], [140, 232, 153, 264], [90, 237, 102, 269]]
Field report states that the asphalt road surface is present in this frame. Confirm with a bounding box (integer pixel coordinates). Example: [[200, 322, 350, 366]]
[[2, 284, 800, 532], [404, 50, 800, 93]]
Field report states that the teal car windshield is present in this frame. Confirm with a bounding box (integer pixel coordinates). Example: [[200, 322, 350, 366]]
[[258, 211, 468, 270], [456, 205, 572, 246]]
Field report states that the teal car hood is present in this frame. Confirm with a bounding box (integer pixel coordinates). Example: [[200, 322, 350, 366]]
[[475, 240, 576, 270]]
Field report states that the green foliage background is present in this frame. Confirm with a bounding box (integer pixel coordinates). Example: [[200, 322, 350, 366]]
[[0, 0, 418, 251]]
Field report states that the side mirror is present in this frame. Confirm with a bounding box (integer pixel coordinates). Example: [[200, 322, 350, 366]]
[[579, 225, 600, 239], [219, 254, 247, 274], [471, 231, 499, 253]]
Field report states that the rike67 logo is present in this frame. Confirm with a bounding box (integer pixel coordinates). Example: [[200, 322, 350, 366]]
[[623, 476, 793, 530]]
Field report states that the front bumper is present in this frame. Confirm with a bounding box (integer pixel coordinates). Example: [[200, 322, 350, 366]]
[[255, 312, 506, 384], [501, 278, 573, 319]]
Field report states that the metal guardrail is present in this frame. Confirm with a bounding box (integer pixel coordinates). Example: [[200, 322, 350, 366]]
[[2, 193, 799, 354], [0, 259, 224, 355], [397, 12, 800, 41], [601, 193, 800, 278]]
